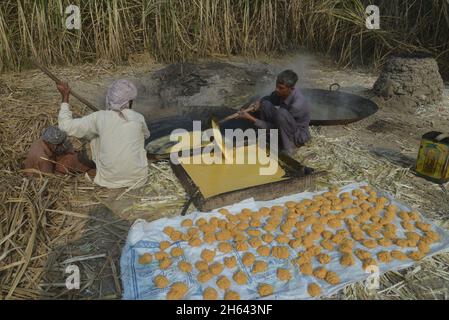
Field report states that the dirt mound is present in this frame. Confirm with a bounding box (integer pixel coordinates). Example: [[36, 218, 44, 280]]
[[373, 55, 444, 109]]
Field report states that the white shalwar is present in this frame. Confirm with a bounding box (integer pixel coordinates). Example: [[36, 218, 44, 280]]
[[58, 103, 150, 189]]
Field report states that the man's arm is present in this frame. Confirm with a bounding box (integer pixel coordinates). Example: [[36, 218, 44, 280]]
[[141, 116, 150, 140], [260, 92, 281, 106], [288, 95, 311, 127], [56, 82, 99, 139]]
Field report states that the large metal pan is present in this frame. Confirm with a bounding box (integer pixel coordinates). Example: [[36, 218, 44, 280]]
[[145, 86, 378, 155], [304, 84, 378, 125]]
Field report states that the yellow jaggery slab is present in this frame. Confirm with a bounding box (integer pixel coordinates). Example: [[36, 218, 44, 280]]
[[179, 145, 287, 198]]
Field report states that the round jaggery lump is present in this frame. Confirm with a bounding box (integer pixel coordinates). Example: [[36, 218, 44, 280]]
[[218, 242, 233, 253], [248, 237, 263, 248], [201, 249, 216, 262], [170, 230, 183, 242], [154, 274, 169, 288], [181, 219, 193, 228], [166, 282, 188, 300], [257, 245, 270, 257], [197, 271, 213, 283], [289, 239, 302, 249], [354, 249, 371, 261], [163, 226, 174, 236], [320, 239, 334, 251], [216, 229, 232, 241], [252, 261, 268, 274], [340, 253, 355, 267], [308, 283, 321, 297], [317, 253, 331, 264], [378, 238, 393, 247], [271, 246, 290, 259], [362, 258, 378, 270], [189, 237, 202, 247], [377, 251, 392, 263], [325, 271, 340, 285], [362, 239, 378, 249], [313, 267, 327, 280], [408, 250, 425, 261], [170, 247, 184, 257], [280, 224, 293, 234], [424, 231, 440, 242], [209, 262, 224, 276], [321, 230, 333, 240], [138, 253, 152, 265], [155, 251, 169, 261], [159, 258, 172, 270], [242, 252, 256, 266], [224, 290, 240, 300], [203, 232, 216, 244], [224, 256, 237, 269], [233, 232, 247, 242], [195, 218, 207, 227], [258, 283, 274, 297], [277, 268, 292, 281], [233, 270, 248, 285], [187, 227, 199, 236], [203, 287, 218, 300], [195, 260, 209, 271], [216, 276, 231, 290], [276, 235, 290, 244], [415, 222, 432, 232], [178, 261, 192, 273], [300, 263, 313, 276], [160, 241, 171, 250], [391, 250, 407, 261], [262, 233, 275, 244], [235, 241, 249, 251]]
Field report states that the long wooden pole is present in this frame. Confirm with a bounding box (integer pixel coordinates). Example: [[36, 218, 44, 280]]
[[218, 102, 258, 124], [31, 60, 100, 112]]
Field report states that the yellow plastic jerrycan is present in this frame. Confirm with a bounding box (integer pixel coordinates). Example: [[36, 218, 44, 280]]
[[415, 131, 449, 184]]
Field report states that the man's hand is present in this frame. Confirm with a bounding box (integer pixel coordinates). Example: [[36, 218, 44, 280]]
[[240, 100, 260, 113], [250, 100, 261, 112], [238, 110, 257, 123], [57, 82, 70, 103]]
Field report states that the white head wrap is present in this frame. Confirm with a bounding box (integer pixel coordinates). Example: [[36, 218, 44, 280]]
[[105, 79, 137, 111]]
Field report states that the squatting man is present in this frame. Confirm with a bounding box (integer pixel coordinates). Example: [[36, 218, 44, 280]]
[[238, 69, 311, 157]]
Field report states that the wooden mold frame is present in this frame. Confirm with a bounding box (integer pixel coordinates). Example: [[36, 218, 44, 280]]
[[170, 152, 327, 212]]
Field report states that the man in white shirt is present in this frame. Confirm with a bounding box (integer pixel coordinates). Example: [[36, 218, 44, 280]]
[[57, 79, 150, 189]]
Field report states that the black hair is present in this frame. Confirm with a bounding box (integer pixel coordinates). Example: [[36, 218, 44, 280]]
[[276, 69, 298, 88]]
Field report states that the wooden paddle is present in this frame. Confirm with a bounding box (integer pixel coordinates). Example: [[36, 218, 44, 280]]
[[31, 59, 100, 112], [218, 101, 260, 124]]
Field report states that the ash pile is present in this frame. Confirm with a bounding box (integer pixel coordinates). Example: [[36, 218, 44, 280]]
[[152, 62, 271, 110]]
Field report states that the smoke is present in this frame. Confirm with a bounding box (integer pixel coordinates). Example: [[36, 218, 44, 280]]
[[252, 52, 320, 99]]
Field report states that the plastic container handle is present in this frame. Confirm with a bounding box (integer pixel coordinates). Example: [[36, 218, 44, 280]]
[[436, 133, 449, 141]]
